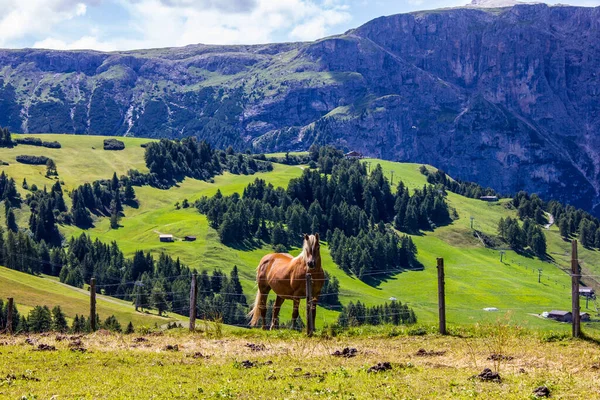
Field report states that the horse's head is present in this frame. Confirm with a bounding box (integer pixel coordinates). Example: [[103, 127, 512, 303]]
[[302, 233, 320, 269]]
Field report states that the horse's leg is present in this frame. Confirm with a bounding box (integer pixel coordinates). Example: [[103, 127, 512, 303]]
[[259, 285, 270, 330], [270, 296, 285, 330], [291, 298, 300, 330]]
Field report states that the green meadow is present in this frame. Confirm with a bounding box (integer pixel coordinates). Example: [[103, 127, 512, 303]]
[[0, 134, 595, 333]]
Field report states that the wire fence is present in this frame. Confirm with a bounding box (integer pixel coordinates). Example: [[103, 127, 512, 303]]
[[3, 247, 597, 333]]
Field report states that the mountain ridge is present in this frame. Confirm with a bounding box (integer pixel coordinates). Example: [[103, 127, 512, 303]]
[[0, 4, 599, 214]]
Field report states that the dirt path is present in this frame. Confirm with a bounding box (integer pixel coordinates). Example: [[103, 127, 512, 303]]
[[544, 213, 555, 230]]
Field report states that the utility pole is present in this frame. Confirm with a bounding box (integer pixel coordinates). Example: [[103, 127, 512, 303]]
[[7, 298, 13, 335], [500, 250, 505, 263], [390, 170, 394, 186], [90, 278, 97, 332], [571, 240, 581, 338], [538, 269, 542, 283], [189, 273, 198, 332], [367, 161, 371, 174], [470, 216, 475, 230], [437, 258, 447, 335]]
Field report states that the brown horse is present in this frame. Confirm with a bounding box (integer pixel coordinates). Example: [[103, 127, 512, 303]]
[[249, 233, 324, 330]]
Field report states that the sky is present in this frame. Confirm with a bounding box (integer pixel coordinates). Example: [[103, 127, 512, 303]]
[[0, 0, 598, 51]]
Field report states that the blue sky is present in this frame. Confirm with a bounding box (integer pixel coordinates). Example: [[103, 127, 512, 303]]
[[1, 0, 598, 51]]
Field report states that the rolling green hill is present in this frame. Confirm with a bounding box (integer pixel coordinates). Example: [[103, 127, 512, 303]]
[[0, 266, 182, 328], [0, 134, 598, 332]]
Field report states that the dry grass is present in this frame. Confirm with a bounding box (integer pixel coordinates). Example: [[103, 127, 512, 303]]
[[2, 328, 600, 399]]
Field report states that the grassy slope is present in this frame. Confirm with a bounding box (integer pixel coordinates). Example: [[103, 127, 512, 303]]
[[0, 266, 182, 327], [0, 136, 594, 332]]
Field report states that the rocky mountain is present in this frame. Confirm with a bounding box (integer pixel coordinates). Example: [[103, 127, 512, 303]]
[[1, 4, 599, 214]]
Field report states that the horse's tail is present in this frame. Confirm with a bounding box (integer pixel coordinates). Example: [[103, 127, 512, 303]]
[[248, 289, 263, 327]]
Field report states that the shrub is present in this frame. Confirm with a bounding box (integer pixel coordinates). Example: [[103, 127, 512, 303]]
[[14, 137, 62, 148], [16, 155, 50, 165], [104, 139, 125, 150]]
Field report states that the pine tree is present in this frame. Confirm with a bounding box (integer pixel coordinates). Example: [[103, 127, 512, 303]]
[[124, 182, 136, 204], [28, 305, 52, 333], [559, 216, 569, 238], [229, 265, 246, 306], [497, 217, 506, 239], [110, 200, 119, 229], [45, 158, 58, 177], [151, 282, 169, 316], [6, 207, 17, 233], [51, 305, 68, 332], [103, 315, 122, 332], [71, 315, 86, 333], [111, 172, 119, 192], [125, 321, 135, 334], [17, 315, 28, 333], [531, 232, 547, 258]]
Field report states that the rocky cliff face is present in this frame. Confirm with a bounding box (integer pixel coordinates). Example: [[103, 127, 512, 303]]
[[1, 4, 599, 213]]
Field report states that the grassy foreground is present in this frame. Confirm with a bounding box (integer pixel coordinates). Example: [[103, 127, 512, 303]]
[[0, 326, 597, 399]]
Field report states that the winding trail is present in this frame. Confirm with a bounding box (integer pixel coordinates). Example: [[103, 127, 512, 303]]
[[544, 213, 555, 230]]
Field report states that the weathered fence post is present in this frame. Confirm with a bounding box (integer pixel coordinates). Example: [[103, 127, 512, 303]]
[[90, 278, 97, 332], [437, 258, 447, 335], [306, 273, 314, 336], [7, 298, 14, 335], [571, 240, 580, 338], [190, 273, 197, 331]]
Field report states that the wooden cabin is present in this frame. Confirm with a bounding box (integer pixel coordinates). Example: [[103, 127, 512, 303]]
[[548, 310, 572, 322], [344, 151, 363, 159], [184, 236, 196, 242], [159, 234, 174, 243]]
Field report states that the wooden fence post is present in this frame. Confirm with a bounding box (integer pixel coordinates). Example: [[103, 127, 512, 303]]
[[190, 273, 197, 331], [306, 273, 314, 336], [90, 278, 97, 332], [571, 240, 580, 338], [437, 258, 447, 335], [7, 298, 13, 335]]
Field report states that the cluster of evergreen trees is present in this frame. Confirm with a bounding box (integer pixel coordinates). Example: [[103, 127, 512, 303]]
[[14, 137, 61, 148], [103, 139, 125, 150], [421, 167, 500, 199], [141, 137, 271, 189], [0, 171, 21, 208], [329, 227, 417, 279], [393, 182, 450, 233], [25, 182, 66, 246], [547, 200, 600, 249], [497, 217, 547, 257], [0, 127, 14, 147], [70, 173, 136, 228], [265, 152, 311, 166], [0, 227, 56, 275], [197, 146, 448, 280], [15, 155, 51, 165], [511, 190, 600, 251], [0, 300, 131, 334], [337, 300, 417, 327]]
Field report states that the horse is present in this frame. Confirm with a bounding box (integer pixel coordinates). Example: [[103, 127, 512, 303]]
[[249, 233, 324, 330]]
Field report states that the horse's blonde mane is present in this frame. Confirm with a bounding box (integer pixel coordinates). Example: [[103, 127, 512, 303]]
[[294, 234, 318, 262]]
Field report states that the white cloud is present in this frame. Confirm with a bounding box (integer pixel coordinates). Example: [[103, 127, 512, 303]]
[[118, 0, 352, 48], [75, 3, 88, 16], [32, 36, 117, 51], [0, 0, 98, 47]]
